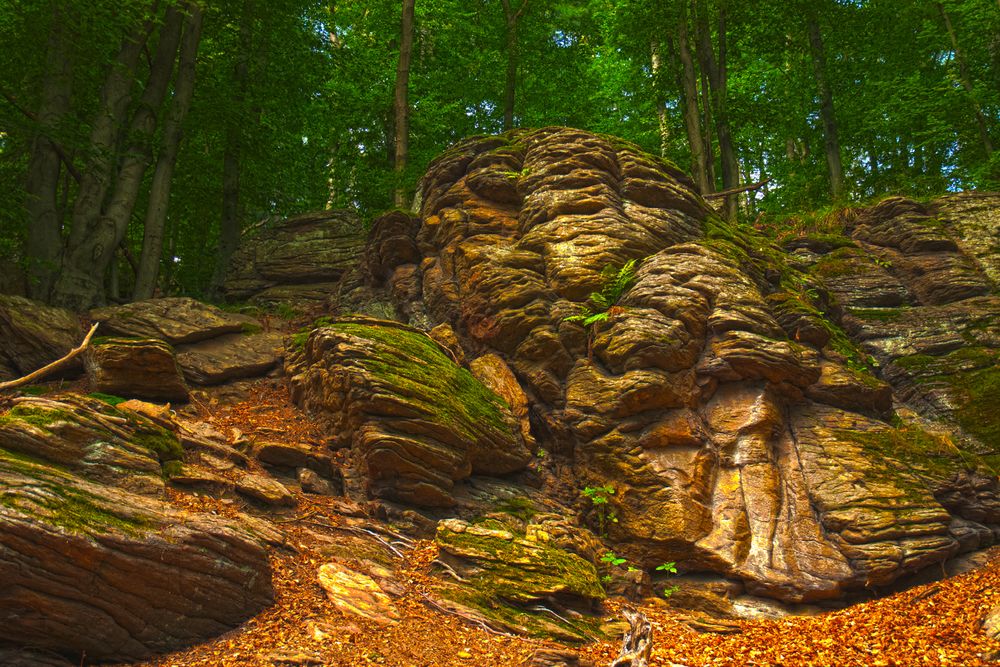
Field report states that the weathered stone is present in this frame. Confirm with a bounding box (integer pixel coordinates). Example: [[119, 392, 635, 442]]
[[0, 394, 180, 496], [469, 353, 535, 448], [432, 517, 605, 640], [365, 210, 422, 283], [288, 319, 531, 507], [223, 210, 366, 305], [298, 467, 337, 495], [235, 472, 296, 507], [317, 561, 400, 625], [0, 451, 272, 662], [0, 294, 83, 380], [175, 332, 284, 385], [91, 297, 257, 345], [85, 337, 190, 402], [342, 130, 1000, 605]]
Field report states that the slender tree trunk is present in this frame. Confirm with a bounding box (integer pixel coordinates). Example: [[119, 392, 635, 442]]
[[25, 5, 72, 300], [393, 0, 415, 208], [676, 7, 710, 193], [938, 3, 994, 157], [650, 40, 669, 157], [209, 1, 253, 298], [807, 10, 845, 200], [134, 2, 203, 300], [695, 0, 738, 216], [66, 5, 157, 254], [52, 4, 183, 310], [500, 0, 528, 131], [700, 68, 716, 190]]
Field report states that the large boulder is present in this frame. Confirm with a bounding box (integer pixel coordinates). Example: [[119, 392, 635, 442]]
[[0, 295, 82, 380], [287, 318, 532, 506], [85, 337, 190, 402], [360, 128, 999, 602], [223, 209, 366, 306], [432, 518, 605, 640], [0, 394, 273, 662], [90, 297, 258, 345], [175, 332, 284, 386]]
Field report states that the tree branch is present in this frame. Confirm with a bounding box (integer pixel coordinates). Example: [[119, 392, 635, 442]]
[[0, 87, 83, 184], [0, 323, 99, 392], [703, 178, 770, 199]]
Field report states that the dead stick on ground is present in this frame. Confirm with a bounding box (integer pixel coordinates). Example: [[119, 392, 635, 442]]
[[0, 322, 99, 392], [611, 606, 653, 667]]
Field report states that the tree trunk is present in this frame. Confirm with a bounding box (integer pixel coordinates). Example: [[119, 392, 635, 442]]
[[938, 3, 994, 158], [134, 2, 203, 300], [208, 1, 253, 299], [52, 3, 184, 310], [696, 0, 738, 217], [500, 0, 528, 131], [650, 40, 669, 157], [807, 10, 845, 200], [676, 6, 710, 193], [393, 0, 416, 208], [25, 5, 72, 300]]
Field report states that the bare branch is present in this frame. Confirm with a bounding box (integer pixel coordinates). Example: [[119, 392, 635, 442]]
[[0, 323, 99, 392]]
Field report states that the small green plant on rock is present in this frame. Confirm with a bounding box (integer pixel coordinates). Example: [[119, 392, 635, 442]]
[[656, 561, 680, 598], [565, 259, 641, 329], [582, 484, 617, 537]]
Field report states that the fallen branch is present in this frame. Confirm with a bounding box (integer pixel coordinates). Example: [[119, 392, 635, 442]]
[[611, 607, 652, 667], [0, 322, 99, 392], [417, 591, 513, 636], [704, 178, 771, 199]]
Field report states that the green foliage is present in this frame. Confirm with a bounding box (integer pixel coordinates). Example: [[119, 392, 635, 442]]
[[582, 484, 618, 537], [565, 259, 641, 328], [600, 551, 627, 567]]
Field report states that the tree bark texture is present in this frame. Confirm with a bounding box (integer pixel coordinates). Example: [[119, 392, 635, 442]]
[[938, 3, 994, 158], [676, 6, 711, 194], [807, 10, 845, 200], [394, 0, 416, 208], [134, 2, 203, 300], [209, 0, 254, 298], [25, 5, 73, 300], [53, 2, 180, 310], [500, 0, 528, 131], [696, 0, 739, 217]]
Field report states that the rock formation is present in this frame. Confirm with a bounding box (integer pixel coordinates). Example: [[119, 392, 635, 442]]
[[0, 394, 273, 661], [303, 127, 998, 604], [222, 210, 366, 307]]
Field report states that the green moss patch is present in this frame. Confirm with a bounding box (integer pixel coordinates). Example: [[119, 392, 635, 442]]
[[330, 322, 514, 439], [434, 519, 605, 642], [88, 392, 128, 407], [0, 405, 74, 431], [0, 450, 150, 537]]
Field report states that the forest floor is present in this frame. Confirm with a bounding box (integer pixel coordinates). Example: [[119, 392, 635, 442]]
[[127, 383, 1000, 667]]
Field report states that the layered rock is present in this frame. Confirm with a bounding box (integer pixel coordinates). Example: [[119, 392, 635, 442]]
[[223, 209, 366, 306], [85, 337, 190, 402], [288, 319, 532, 506], [0, 394, 273, 661], [89, 297, 282, 388], [432, 518, 605, 640], [0, 295, 83, 380], [348, 128, 999, 602]]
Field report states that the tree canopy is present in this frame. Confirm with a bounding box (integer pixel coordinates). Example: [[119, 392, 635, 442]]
[[0, 0, 997, 307]]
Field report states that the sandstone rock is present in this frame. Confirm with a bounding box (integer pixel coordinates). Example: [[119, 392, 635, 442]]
[[0, 450, 272, 662], [0, 294, 83, 380], [469, 353, 535, 448], [223, 210, 365, 305], [365, 210, 422, 283], [0, 394, 181, 496], [429, 322, 466, 365], [0, 650, 74, 667], [235, 471, 296, 507], [175, 332, 284, 385], [85, 337, 190, 402], [288, 319, 531, 507], [528, 648, 596, 667], [91, 297, 257, 344], [433, 517, 605, 640], [344, 129, 1000, 605], [299, 467, 337, 495], [317, 561, 400, 624]]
